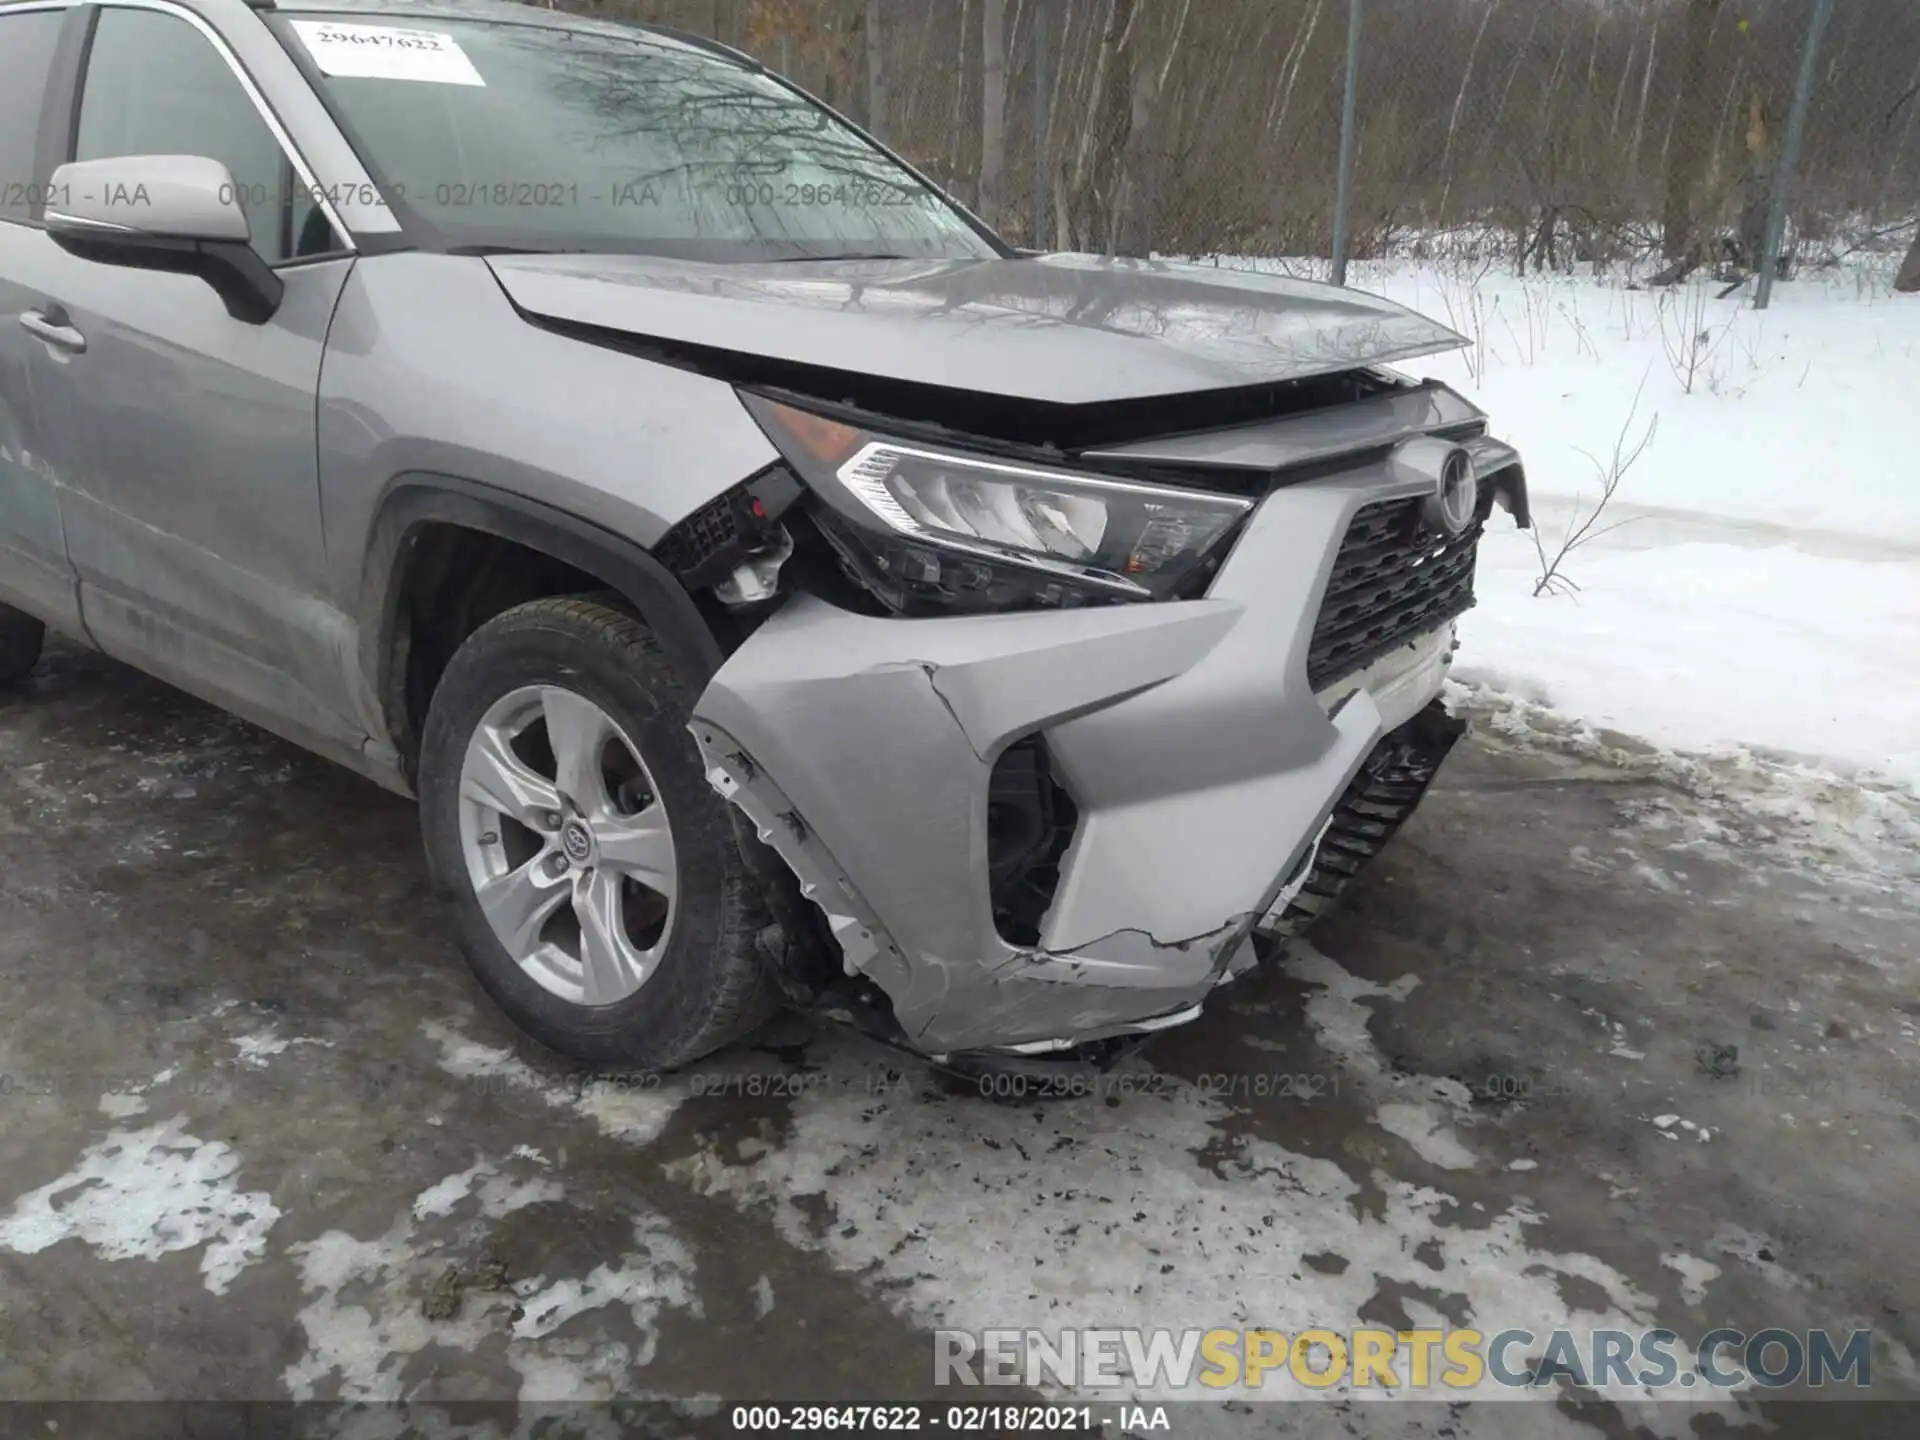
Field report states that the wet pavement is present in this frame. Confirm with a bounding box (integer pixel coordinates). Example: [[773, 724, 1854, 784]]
[[1, 641, 1917, 1437]]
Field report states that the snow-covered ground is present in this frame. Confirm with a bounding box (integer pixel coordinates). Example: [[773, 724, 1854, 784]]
[[1399, 257, 1920, 795], [1230, 252, 1920, 799]]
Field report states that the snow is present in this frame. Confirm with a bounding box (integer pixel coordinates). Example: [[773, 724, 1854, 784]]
[[1467, 524, 1920, 789], [0, 1118, 280, 1295], [1203, 251, 1920, 796], [1334, 254, 1919, 795]]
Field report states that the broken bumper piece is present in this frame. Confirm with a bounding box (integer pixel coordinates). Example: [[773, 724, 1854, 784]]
[[689, 467, 1472, 1057]]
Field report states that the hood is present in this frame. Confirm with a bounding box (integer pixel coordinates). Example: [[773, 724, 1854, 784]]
[[485, 252, 1465, 407]]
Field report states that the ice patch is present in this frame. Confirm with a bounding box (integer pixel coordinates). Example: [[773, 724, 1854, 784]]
[[234, 1031, 289, 1067], [1284, 942, 1472, 1114], [422, 1020, 681, 1146], [1632, 862, 1684, 894], [411, 1158, 563, 1221], [286, 1159, 692, 1402], [233, 1029, 332, 1069], [513, 1214, 697, 1344], [1375, 1103, 1477, 1170], [0, 1118, 279, 1293], [1453, 684, 1920, 897], [1662, 1251, 1720, 1307], [664, 1029, 1669, 1404]]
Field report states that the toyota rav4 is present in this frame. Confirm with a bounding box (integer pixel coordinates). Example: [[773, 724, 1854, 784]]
[[0, 0, 1529, 1070]]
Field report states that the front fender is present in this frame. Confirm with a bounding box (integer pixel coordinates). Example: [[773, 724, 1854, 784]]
[[356, 475, 724, 775]]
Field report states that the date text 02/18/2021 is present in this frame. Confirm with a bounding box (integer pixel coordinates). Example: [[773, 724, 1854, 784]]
[[728, 1404, 1168, 1433]]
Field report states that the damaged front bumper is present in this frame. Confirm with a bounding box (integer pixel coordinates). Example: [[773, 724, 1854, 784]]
[[689, 462, 1494, 1057]]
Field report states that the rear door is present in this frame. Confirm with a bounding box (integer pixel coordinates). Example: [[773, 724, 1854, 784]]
[[0, 1, 83, 632], [23, 0, 363, 741]]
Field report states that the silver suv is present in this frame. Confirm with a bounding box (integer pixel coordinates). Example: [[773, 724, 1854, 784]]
[[0, 0, 1528, 1070]]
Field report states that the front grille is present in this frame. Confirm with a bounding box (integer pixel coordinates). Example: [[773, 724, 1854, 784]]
[[1305, 494, 1489, 690]]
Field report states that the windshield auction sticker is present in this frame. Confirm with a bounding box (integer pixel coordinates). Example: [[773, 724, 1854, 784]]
[[290, 21, 485, 86]]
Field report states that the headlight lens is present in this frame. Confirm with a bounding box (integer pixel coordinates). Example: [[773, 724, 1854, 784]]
[[743, 394, 1253, 604]]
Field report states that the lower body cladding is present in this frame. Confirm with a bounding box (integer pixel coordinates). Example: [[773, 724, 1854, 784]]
[[689, 466, 1486, 1058]]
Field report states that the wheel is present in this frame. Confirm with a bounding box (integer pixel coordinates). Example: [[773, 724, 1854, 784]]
[[417, 596, 777, 1068], [0, 605, 45, 688]]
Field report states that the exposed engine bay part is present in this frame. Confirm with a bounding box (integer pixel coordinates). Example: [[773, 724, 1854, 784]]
[[713, 527, 792, 606], [650, 465, 803, 593]]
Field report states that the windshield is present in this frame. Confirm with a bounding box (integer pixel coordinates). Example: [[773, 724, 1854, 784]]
[[275, 14, 1002, 262]]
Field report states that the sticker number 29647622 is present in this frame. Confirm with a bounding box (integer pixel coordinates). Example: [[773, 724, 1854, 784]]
[[290, 21, 487, 86]]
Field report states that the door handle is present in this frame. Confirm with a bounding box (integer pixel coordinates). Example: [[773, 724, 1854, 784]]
[[18, 308, 86, 355]]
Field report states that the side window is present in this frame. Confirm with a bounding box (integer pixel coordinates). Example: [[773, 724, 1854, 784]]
[[0, 10, 66, 223], [75, 7, 330, 263]]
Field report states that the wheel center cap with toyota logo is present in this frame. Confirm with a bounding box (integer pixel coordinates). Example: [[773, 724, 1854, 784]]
[[560, 819, 595, 866]]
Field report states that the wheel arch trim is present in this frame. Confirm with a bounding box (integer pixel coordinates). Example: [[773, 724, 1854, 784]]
[[358, 474, 723, 776]]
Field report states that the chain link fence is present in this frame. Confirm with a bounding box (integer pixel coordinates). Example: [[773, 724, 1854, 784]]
[[578, 0, 1919, 287]]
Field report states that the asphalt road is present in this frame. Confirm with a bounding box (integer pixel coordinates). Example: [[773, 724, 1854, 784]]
[[1, 641, 1916, 1438]]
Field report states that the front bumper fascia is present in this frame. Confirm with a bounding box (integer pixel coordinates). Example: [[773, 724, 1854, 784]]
[[689, 458, 1496, 1056]]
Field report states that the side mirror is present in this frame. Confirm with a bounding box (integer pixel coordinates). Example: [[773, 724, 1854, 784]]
[[44, 155, 284, 324]]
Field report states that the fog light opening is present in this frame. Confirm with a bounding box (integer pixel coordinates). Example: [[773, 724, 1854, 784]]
[[987, 737, 1079, 947]]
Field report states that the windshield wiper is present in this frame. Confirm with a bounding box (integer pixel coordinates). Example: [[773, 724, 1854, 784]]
[[758, 252, 915, 263]]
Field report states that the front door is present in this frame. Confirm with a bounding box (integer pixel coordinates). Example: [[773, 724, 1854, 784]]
[[0, 2, 82, 633], [24, 0, 363, 743]]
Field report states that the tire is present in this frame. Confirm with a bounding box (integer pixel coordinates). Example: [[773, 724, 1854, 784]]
[[417, 595, 777, 1068], [0, 605, 45, 688]]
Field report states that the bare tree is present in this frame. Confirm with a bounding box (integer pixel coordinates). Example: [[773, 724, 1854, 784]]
[[596, 0, 1920, 272], [1110, 0, 1190, 257], [864, 0, 886, 134], [1898, 225, 1920, 292], [979, 0, 1008, 227], [1437, 0, 1499, 223], [1629, 9, 1660, 194], [1661, 0, 1722, 262], [1064, 0, 1130, 249]]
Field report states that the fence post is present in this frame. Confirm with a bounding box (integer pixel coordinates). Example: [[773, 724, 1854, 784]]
[[1755, 0, 1835, 310], [1331, 0, 1364, 286], [1032, 0, 1051, 249]]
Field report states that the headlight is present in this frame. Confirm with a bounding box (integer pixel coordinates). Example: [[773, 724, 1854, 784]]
[[742, 393, 1253, 608]]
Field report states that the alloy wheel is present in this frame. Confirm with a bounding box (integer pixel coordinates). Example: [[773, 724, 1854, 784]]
[[456, 684, 677, 1005]]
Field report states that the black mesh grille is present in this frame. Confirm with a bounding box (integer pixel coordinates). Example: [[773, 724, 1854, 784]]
[[1305, 495, 1488, 690]]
